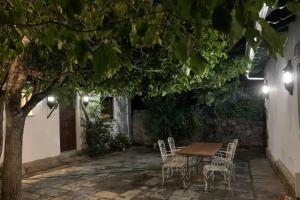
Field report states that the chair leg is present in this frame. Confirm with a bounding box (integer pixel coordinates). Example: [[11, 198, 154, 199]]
[[181, 167, 186, 188], [203, 170, 209, 191], [227, 172, 231, 191], [232, 164, 236, 182], [166, 168, 170, 178], [162, 167, 165, 185]]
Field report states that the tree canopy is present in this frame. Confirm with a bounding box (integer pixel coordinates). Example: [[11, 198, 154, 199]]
[[1, 0, 300, 99]]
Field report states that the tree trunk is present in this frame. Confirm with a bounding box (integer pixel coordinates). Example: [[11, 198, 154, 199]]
[[1, 94, 25, 200], [1, 55, 26, 200], [0, 94, 4, 159]]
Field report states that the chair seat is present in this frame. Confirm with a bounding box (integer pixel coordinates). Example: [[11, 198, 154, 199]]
[[163, 159, 186, 168], [203, 164, 229, 172]]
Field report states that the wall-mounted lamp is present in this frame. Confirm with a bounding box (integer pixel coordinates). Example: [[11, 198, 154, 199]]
[[282, 60, 294, 95], [47, 95, 56, 109], [262, 83, 270, 95], [82, 95, 89, 107]]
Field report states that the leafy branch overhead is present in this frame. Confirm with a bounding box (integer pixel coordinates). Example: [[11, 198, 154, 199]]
[[1, 0, 300, 86]]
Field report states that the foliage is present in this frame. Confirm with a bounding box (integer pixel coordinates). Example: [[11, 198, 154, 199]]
[[111, 133, 130, 151], [82, 97, 130, 156], [214, 89, 265, 121], [1, 0, 299, 99], [143, 80, 265, 142], [143, 93, 206, 141], [82, 100, 113, 157], [84, 118, 113, 157]]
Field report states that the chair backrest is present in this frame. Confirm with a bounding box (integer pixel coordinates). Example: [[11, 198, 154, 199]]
[[232, 139, 239, 160], [225, 143, 234, 161], [158, 140, 168, 163], [167, 137, 176, 156]]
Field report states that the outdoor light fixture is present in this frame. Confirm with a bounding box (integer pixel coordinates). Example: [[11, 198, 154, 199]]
[[82, 95, 89, 107], [262, 83, 270, 95], [47, 95, 56, 109], [282, 60, 294, 95]]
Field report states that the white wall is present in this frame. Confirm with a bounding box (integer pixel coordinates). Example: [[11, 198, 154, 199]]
[[0, 99, 61, 164], [113, 97, 131, 137], [265, 16, 300, 181], [76, 94, 84, 150], [22, 100, 61, 163]]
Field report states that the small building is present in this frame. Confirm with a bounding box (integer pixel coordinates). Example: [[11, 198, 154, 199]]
[[0, 94, 131, 173]]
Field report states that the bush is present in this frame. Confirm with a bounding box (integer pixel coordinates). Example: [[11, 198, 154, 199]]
[[111, 133, 130, 151], [85, 120, 113, 157]]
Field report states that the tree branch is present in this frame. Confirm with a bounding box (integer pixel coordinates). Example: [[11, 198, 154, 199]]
[[21, 72, 71, 115], [0, 11, 166, 33]]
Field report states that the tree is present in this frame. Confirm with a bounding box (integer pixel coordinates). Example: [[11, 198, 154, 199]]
[[1, 0, 300, 199]]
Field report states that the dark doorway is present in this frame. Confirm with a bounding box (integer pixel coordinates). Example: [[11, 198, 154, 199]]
[[59, 97, 77, 152]]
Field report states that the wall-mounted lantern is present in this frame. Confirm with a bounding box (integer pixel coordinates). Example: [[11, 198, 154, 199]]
[[282, 60, 294, 95], [47, 95, 56, 109], [82, 95, 89, 107], [262, 83, 270, 96]]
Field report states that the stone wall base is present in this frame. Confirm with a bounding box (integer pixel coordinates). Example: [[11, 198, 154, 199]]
[[266, 148, 300, 198], [21, 150, 84, 175]]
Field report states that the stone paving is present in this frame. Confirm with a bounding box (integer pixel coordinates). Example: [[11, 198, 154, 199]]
[[10, 147, 291, 199]]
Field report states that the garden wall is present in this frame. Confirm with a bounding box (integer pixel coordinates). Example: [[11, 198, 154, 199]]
[[206, 118, 266, 147], [132, 110, 266, 147]]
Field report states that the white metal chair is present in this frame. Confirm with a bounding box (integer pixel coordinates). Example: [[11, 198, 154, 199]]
[[213, 139, 238, 180], [167, 137, 183, 156], [203, 143, 234, 191], [167, 137, 197, 173], [158, 140, 187, 186]]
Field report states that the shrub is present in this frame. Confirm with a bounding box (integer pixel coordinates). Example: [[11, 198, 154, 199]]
[[85, 120, 113, 157], [111, 133, 130, 151]]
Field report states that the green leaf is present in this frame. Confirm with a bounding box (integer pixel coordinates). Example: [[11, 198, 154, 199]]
[[115, 1, 128, 16], [173, 38, 190, 63], [74, 41, 89, 64], [93, 44, 119, 78], [137, 21, 148, 37], [260, 19, 287, 56], [228, 9, 244, 48], [287, 1, 300, 15], [93, 44, 110, 77], [190, 53, 208, 76], [41, 28, 56, 46]]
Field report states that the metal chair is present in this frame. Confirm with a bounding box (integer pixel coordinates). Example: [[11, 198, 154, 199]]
[[213, 139, 238, 180], [203, 143, 234, 191], [167, 137, 185, 158], [167, 137, 197, 173], [158, 140, 187, 186]]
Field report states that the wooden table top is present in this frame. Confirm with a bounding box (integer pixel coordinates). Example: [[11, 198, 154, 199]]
[[176, 142, 223, 156]]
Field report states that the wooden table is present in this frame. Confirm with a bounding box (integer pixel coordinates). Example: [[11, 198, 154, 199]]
[[176, 143, 223, 180]]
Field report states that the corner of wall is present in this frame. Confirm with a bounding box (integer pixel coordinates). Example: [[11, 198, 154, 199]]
[[266, 148, 297, 197]]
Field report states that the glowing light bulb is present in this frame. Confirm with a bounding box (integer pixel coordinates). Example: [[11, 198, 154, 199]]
[[47, 96, 55, 103], [262, 85, 269, 94], [283, 71, 293, 84], [82, 96, 89, 106]]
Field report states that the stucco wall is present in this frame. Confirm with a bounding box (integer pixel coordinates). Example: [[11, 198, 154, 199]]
[[0, 94, 130, 165], [0, 99, 61, 164], [265, 16, 300, 193]]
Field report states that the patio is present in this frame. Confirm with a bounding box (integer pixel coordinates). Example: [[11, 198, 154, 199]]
[[18, 146, 289, 200]]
